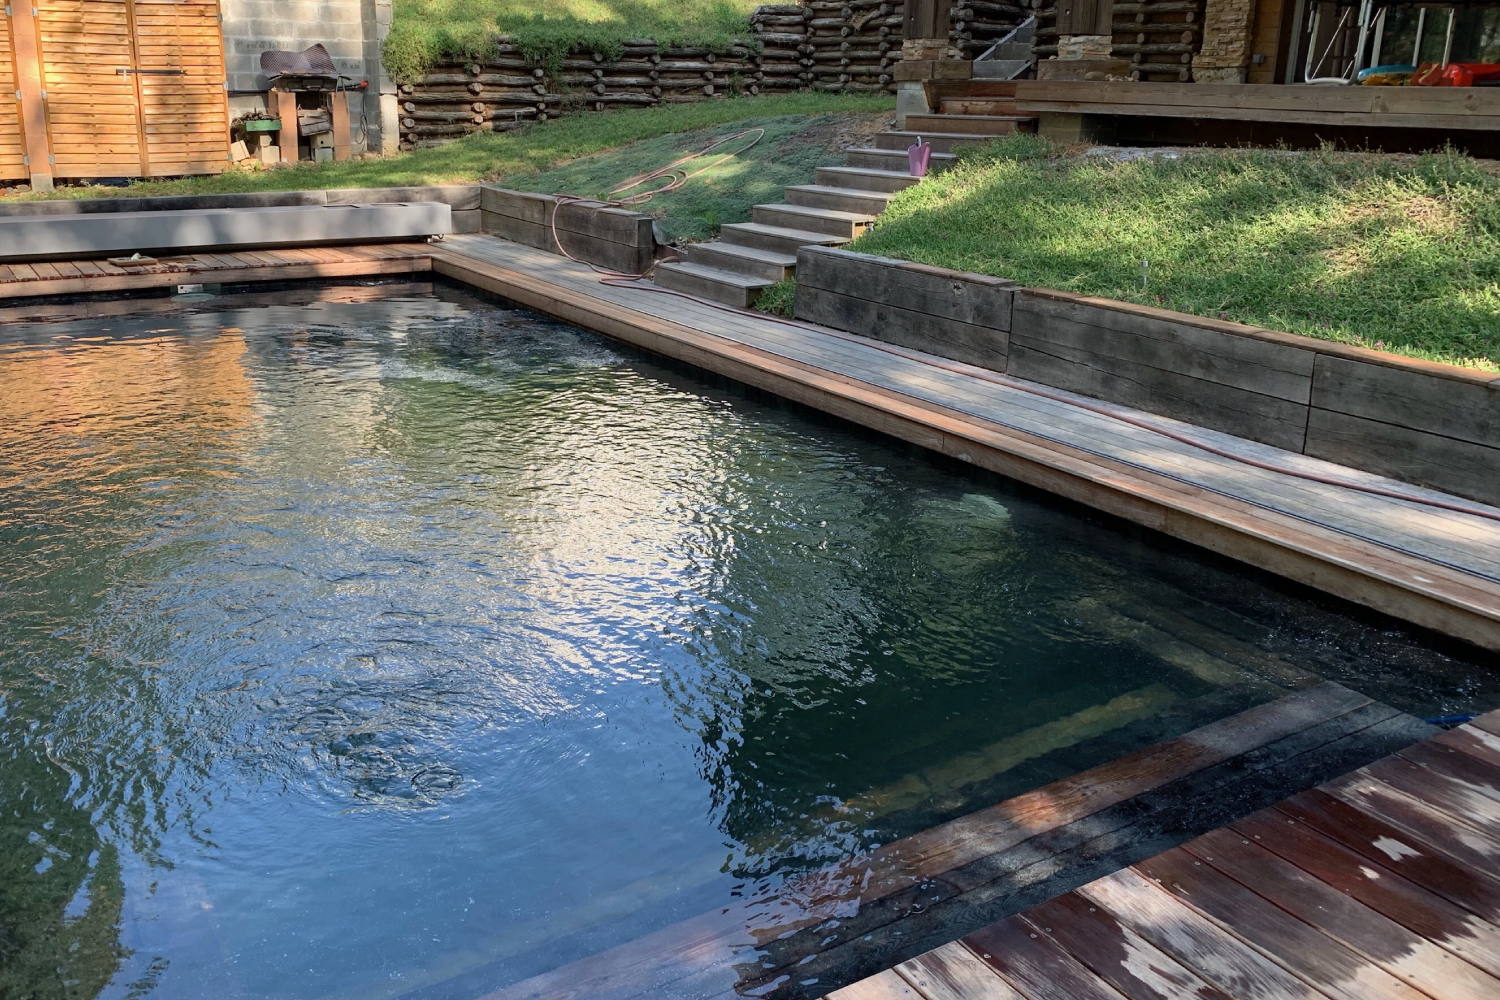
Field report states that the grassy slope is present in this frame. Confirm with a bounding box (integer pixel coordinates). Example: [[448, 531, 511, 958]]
[[847, 135, 1500, 371], [508, 111, 891, 241], [0, 93, 891, 203], [385, 0, 763, 80]]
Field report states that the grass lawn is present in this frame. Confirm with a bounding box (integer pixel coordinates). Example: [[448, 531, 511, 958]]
[[385, 0, 763, 80], [0, 93, 893, 204], [837, 135, 1500, 371], [508, 110, 892, 241]]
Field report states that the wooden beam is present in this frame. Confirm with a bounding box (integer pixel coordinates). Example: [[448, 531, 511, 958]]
[[9, 5, 53, 191]]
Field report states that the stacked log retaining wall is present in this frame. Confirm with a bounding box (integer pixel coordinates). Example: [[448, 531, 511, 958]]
[[399, 0, 1041, 149]]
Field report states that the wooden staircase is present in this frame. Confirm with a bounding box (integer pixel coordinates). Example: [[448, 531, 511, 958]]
[[653, 109, 1037, 308]]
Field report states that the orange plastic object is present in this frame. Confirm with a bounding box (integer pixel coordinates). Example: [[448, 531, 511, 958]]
[[1413, 62, 1500, 86]]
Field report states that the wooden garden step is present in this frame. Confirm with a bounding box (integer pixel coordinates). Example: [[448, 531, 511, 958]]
[[652, 260, 771, 309], [719, 222, 850, 256], [816, 165, 924, 193], [750, 203, 875, 240], [682, 241, 797, 282], [873, 131, 999, 153], [783, 184, 898, 216], [843, 147, 958, 172], [904, 113, 1039, 135]]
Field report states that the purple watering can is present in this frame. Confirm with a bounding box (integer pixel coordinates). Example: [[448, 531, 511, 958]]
[[908, 137, 931, 178]]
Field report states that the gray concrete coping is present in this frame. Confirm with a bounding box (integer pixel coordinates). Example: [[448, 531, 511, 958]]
[[0, 203, 452, 262], [0, 185, 481, 218]]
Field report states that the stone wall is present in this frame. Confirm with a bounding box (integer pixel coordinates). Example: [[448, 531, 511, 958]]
[[221, 0, 397, 154], [1191, 0, 1255, 82]]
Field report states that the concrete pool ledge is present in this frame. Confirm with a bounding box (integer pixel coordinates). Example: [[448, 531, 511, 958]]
[[427, 234, 1500, 654]]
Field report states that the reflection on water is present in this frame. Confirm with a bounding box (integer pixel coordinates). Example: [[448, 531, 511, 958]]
[[0, 284, 1490, 1000]]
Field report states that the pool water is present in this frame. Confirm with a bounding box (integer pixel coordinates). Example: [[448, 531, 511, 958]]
[[0, 283, 1492, 1000]]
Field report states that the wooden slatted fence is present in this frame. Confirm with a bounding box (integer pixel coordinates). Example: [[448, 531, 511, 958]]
[[2, 0, 229, 187]]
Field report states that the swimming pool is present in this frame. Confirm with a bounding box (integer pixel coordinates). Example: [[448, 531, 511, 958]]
[[0, 283, 1491, 1000]]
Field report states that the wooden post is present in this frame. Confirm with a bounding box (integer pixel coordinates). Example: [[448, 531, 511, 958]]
[[272, 88, 299, 161], [10, 5, 53, 191], [331, 91, 351, 161]]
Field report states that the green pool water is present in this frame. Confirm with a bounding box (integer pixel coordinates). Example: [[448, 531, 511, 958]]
[[0, 282, 1490, 1000]]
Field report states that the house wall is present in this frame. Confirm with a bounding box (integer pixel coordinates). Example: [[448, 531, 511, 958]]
[[220, 0, 395, 154]]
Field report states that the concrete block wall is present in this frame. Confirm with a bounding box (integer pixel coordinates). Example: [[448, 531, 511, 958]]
[[221, 0, 395, 153]]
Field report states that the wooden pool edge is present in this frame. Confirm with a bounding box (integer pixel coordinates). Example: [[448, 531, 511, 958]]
[[428, 249, 1500, 654]]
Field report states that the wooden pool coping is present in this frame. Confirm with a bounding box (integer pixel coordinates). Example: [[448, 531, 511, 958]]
[[836, 703, 1500, 1000], [3, 235, 1500, 655]]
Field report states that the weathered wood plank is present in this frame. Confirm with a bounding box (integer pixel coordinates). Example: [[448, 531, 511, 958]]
[[1078, 867, 1327, 1000], [1133, 847, 1430, 1000], [966, 917, 1126, 1000], [1025, 892, 1236, 1000], [794, 283, 1009, 372], [481, 212, 653, 274], [796, 247, 1015, 330], [1323, 773, 1500, 884], [1229, 808, 1500, 978], [1006, 341, 1311, 453], [1304, 408, 1500, 508], [894, 943, 1027, 1000], [827, 969, 922, 1000], [1276, 788, 1500, 928], [1395, 740, 1500, 806], [1311, 355, 1500, 447], [478, 185, 654, 245], [1014, 291, 1317, 402], [1434, 723, 1500, 772], [1184, 828, 1500, 1000]]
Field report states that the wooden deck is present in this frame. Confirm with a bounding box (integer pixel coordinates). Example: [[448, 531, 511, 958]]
[[429, 234, 1500, 652], [1012, 81, 1500, 132], [477, 683, 1436, 1000], [0, 243, 432, 299], [836, 706, 1500, 1000]]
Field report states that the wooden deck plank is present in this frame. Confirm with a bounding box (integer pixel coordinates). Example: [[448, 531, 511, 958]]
[[1389, 743, 1500, 811], [1077, 868, 1327, 1000], [966, 917, 1129, 1000], [1183, 828, 1500, 1000], [1131, 847, 1430, 1000], [1276, 789, 1500, 928], [1322, 774, 1500, 884], [1469, 710, 1500, 739], [1229, 808, 1500, 978], [827, 970, 923, 1000], [1432, 724, 1500, 772], [894, 944, 1028, 1000], [1023, 893, 1235, 1000]]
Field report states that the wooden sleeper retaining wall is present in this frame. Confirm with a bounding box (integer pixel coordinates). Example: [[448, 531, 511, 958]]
[[794, 245, 1500, 506], [479, 186, 656, 275]]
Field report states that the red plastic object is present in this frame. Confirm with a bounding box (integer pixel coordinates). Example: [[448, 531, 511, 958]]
[[1413, 62, 1500, 86]]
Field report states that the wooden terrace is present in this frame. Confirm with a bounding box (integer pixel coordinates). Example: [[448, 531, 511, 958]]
[[833, 704, 1500, 1000]]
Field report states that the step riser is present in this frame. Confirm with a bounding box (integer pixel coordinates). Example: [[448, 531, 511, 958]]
[[784, 188, 892, 215], [874, 133, 993, 153], [816, 167, 922, 193], [653, 266, 761, 309], [720, 225, 848, 256], [843, 150, 956, 173], [684, 245, 794, 283], [751, 207, 867, 239], [905, 115, 1031, 136]]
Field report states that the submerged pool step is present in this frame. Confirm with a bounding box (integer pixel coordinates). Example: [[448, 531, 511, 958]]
[[652, 260, 773, 309]]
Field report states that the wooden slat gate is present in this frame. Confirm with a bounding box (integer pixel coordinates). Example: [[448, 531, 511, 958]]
[[1, 0, 229, 189], [0, 6, 33, 180]]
